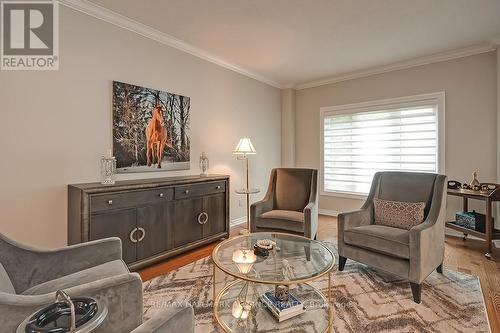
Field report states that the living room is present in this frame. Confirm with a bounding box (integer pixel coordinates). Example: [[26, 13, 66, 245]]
[[0, 0, 499, 332]]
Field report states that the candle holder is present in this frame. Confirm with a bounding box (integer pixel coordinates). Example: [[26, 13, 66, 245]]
[[100, 155, 116, 185]]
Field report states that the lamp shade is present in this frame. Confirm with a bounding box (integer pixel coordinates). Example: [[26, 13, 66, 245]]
[[232, 137, 256, 155]]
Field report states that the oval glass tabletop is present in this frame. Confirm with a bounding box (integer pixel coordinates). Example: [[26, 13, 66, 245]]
[[212, 232, 335, 284], [214, 280, 331, 333]]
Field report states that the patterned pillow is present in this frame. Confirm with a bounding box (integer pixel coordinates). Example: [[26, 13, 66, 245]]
[[373, 198, 425, 230]]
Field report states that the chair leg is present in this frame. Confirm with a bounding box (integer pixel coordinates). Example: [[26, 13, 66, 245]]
[[304, 245, 311, 261], [338, 256, 347, 271], [437, 263, 443, 274], [410, 283, 422, 304]]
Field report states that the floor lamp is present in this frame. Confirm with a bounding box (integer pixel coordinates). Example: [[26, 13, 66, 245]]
[[233, 137, 259, 234]]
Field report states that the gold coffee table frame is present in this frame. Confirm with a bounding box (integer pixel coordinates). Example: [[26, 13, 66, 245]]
[[212, 232, 335, 333]]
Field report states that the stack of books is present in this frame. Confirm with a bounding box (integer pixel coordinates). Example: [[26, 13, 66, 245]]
[[259, 291, 305, 322]]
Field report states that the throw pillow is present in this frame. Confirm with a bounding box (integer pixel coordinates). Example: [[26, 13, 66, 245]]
[[373, 198, 425, 230]]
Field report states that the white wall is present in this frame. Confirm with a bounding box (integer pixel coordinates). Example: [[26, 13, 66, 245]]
[[295, 52, 498, 218], [281, 88, 296, 166], [0, 6, 281, 248], [498, 48, 500, 184]]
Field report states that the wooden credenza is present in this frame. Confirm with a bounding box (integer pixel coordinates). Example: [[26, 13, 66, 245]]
[[68, 175, 229, 270]]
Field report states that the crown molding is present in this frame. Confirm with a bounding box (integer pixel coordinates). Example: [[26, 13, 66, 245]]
[[55, 0, 500, 91], [295, 43, 496, 90], [58, 0, 284, 89]]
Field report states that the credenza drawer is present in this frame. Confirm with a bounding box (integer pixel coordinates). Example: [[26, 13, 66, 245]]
[[91, 187, 174, 212], [175, 181, 225, 199], [68, 175, 230, 270]]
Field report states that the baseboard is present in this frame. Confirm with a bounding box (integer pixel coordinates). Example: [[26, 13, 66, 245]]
[[231, 216, 247, 227], [319, 209, 340, 217]]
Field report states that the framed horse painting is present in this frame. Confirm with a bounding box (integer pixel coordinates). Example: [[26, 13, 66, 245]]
[[112, 81, 190, 172]]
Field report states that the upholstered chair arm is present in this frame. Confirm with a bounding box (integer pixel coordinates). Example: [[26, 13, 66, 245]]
[[337, 207, 372, 255], [250, 169, 276, 232], [0, 235, 122, 293], [251, 196, 274, 217], [0, 273, 143, 333], [409, 175, 447, 283], [303, 201, 318, 239], [303, 169, 319, 239], [337, 207, 372, 231], [131, 305, 195, 333], [250, 197, 273, 232]]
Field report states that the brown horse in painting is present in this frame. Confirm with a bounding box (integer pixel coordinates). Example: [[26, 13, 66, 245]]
[[146, 106, 173, 168]]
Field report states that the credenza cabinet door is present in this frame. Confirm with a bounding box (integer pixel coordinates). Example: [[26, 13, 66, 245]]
[[90, 208, 137, 264], [136, 203, 169, 261], [202, 193, 226, 238], [69, 176, 230, 270], [172, 198, 203, 248]]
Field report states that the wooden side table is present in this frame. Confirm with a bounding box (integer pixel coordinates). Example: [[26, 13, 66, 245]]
[[446, 187, 500, 259]]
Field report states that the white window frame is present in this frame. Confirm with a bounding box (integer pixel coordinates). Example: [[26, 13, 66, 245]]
[[320, 92, 446, 199]]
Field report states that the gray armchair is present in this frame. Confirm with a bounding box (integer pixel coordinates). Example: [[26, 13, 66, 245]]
[[251, 168, 318, 239], [0, 233, 194, 333], [337, 171, 447, 303]]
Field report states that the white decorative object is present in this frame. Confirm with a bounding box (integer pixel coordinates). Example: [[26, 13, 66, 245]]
[[199, 152, 209, 177], [100, 149, 116, 185], [232, 250, 256, 274], [256, 239, 276, 251], [469, 170, 480, 187]]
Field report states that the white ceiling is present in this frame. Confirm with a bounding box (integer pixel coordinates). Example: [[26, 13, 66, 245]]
[[87, 0, 500, 88]]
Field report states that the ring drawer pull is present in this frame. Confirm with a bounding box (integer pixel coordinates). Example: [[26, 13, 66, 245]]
[[197, 212, 209, 225], [159, 193, 164, 198], [107, 200, 113, 205], [129, 228, 138, 243], [184, 190, 190, 194], [137, 227, 146, 242]]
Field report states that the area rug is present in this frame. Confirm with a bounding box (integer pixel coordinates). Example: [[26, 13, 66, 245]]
[[142, 242, 489, 332]]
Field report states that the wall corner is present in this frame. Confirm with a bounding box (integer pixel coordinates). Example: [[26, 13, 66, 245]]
[[281, 88, 296, 167]]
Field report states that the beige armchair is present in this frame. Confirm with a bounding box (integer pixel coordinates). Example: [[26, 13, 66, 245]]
[[337, 171, 447, 303], [0, 233, 194, 332], [250, 168, 318, 239]]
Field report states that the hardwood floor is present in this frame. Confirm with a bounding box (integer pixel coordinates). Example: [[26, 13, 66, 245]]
[[139, 215, 500, 332]]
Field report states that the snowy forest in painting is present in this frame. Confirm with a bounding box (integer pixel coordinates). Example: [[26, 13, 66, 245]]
[[112, 81, 190, 172]]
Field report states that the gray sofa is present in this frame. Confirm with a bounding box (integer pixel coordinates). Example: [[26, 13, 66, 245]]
[[250, 168, 318, 239], [0, 233, 194, 332], [337, 171, 447, 303]]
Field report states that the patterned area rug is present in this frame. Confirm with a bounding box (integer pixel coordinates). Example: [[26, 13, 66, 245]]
[[143, 242, 489, 332]]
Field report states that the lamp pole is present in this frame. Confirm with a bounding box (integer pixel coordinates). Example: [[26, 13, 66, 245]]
[[245, 156, 250, 231], [233, 137, 259, 234]]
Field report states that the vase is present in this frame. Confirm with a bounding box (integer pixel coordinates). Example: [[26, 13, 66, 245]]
[[199, 152, 209, 177], [469, 170, 480, 190], [100, 156, 116, 185]]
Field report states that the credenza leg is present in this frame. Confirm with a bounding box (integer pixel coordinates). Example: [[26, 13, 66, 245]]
[[485, 198, 492, 259]]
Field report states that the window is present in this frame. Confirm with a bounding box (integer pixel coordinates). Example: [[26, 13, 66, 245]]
[[320, 92, 445, 197]]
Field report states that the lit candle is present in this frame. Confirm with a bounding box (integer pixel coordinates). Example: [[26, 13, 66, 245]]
[[231, 300, 243, 318], [232, 250, 256, 274]]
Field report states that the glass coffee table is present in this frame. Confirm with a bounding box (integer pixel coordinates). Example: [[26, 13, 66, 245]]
[[212, 232, 335, 333]]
